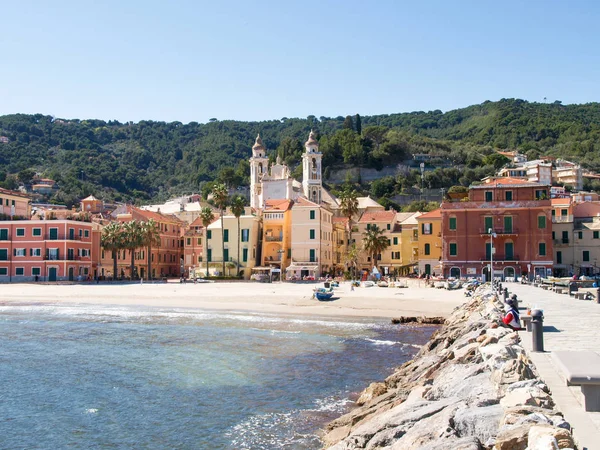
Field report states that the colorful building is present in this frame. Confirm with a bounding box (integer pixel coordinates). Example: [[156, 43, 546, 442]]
[[261, 199, 293, 273], [416, 209, 442, 276], [182, 215, 206, 278], [398, 212, 421, 276], [441, 177, 553, 280], [356, 210, 396, 276], [0, 187, 32, 219], [0, 220, 94, 282]]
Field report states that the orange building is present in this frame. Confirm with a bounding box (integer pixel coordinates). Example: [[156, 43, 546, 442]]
[[441, 177, 553, 281], [0, 220, 94, 281], [0, 187, 32, 219], [182, 215, 206, 277]]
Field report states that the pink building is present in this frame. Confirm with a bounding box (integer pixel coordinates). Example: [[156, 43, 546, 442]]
[[0, 220, 94, 282]]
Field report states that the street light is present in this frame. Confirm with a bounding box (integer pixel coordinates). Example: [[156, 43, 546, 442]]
[[489, 228, 497, 283], [420, 163, 425, 202]]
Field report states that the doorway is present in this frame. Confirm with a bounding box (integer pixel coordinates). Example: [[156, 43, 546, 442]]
[[68, 267, 74, 281], [48, 267, 57, 282]]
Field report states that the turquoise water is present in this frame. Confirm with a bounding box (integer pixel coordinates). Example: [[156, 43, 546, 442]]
[[0, 302, 433, 449]]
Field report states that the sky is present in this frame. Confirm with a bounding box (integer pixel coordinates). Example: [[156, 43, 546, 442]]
[[1, 0, 599, 123]]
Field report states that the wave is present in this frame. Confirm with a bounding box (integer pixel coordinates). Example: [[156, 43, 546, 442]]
[[365, 338, 423, 348]]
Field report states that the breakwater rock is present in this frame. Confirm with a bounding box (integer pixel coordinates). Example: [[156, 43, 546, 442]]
[[323, 286, 575, 450]]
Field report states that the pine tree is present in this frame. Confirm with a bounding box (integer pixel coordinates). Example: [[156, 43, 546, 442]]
[[343, 115, 354, 131]]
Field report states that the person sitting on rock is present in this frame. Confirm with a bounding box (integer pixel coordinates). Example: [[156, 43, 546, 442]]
[[502, 298, 522, 330]]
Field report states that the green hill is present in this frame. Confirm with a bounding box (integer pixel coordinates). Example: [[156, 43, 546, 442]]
[[1, 98, 599, 207]]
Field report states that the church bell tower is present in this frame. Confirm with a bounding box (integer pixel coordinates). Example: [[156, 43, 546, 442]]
[[250, 134, 269, 209], [302, 130, 322, 204]]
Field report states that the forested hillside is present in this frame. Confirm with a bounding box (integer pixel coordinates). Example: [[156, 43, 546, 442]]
[[1, 98, 599, 206]]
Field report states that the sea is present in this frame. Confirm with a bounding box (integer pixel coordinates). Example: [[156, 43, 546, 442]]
[[0, 302, 434, 449]]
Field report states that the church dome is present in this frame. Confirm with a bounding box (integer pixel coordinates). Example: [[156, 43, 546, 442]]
[[252, 134, 265, 152], [305, 130, 318, 148]]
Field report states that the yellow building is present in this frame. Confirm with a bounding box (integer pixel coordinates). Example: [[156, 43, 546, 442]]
[[416, 209, 442, 276], [332, 216, 349, 276], [261, 199, 293, 273], [0, 187, 32, 219], [206, 208, 260, 279], [399, 212, 422, 276], [286, 197, 333, 279]]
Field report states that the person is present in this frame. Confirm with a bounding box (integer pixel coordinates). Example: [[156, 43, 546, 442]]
[[502, 298, 521, 330]]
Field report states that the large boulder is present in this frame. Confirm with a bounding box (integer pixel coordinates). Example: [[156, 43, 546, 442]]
[[453, 404, 503, 444], [527, 424, 575, 449], [357, 382, 388, 406], [493, 424, 531, 450]]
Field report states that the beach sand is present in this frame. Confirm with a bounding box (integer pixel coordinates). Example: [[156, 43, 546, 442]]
[[0, 279, 466, 319]]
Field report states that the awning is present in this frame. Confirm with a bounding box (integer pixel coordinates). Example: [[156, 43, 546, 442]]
[[286, 265, 318, 272], [252, 267, 273, 271]]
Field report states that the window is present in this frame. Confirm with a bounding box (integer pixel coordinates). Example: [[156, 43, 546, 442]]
[[449, 217, 457, 230], [424, 243, 430, 255], [30, 248, 41, 256], [79, 229, 83, 237], [583, 251, 590, 262], [505, 242, 514, 260], [32, 228, 41, 237], [207, 230, 212, 239], [538, 215, 546, 229], [505, 191, 513, 201], [309, 249, 316, 262], [393, 237, 398, 245], [449, 243, 457, 256], [386, 224, 391, 230], [241, 229, 249, 242], [561, 209, 568, 217], [187, 238, 191, 246], [197, 238, 202, 245], [15, 267, 24, 276], [578, 231, 583, 239], [0, 249, 7, 260], [14, 248, 25, 257], [16, 228, 25, 237], [552, 209, 556, 216], [309, 229, 315, 239], [287, 249, 291, 258], [485, 191, 493, 202], [422, 223, 432, 235], [224, 249, 229, 261], [504, 216, 513, 233], [538, 242, 546, 256], [310, 210, 315, 220], [594, 231, 600, 239], [535, 189, 547, 200], [224, 229, 229, 242], [84, 230, 89, 238], [49, 228, 58, 240], [484, 216, 493, 233], [557, 251, 562, 264], [0, 229, 8, 240], [0, 268, 7, 275], [562, 231, 569, 243], [552, 231, 555, 240]]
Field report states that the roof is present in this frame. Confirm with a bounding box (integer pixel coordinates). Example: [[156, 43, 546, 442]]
[[293, 196, 320, 208], [395, 212, 418, 223], [333, 216, 349, 224], [473, 177, 547, 189], [130, 206, 182, 224], [82, 195, 99, 201], [359, 210, 396, 223], [400, 212, 422, 225], [305, 130, 318, 147], [252, 134, 265, 151], [264, 199, 292, 211], [417, 208, 441, 219], [0, 187, 31, 199], [357, 196, 384, 210], [573, 202, 600, 218]]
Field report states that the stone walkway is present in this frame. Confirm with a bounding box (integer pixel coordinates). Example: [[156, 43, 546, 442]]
[[502, 282, 600, 450]]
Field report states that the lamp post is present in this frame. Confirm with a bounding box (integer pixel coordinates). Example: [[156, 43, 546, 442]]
[[489, 228, 497, 283], [420, 163, 425, 202]]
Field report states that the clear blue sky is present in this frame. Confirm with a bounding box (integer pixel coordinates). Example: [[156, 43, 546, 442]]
[[1, 0, 599, 123]]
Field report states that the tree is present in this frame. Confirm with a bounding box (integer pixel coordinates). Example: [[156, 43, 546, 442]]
[[344, 243, 359, 280], [339, 188, 359, 278], [123, 220, 143, 279], [200, 206, 215, 278], [343, 115, 354, 131], [140, 219, 161, 280], [211, 183, 229, 276], [355, 114, 362, 135], [362, 225, 390, 270], [230, 195, 246, 277], [101, 222, 123, 280], [18, 168, 36, 185]]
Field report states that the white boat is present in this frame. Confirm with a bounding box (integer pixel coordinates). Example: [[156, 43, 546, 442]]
[[377, 280, 389, 287], [363, 281, 375, 288]]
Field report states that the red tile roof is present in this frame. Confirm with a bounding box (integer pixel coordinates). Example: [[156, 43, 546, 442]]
[[359, 210, 396, 223], [417, 208, 441, 219], [573, 202, 600, 218], [333, 216, 349, 224], [264, 199, 292, 211], [293, 197, 320, 208], [130, 206, 182, 224]]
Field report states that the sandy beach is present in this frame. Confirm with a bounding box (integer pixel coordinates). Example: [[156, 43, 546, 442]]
[[0, 279, 466, 319]]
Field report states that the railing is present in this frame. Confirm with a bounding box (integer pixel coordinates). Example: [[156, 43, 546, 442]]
[[265, 236, 283, 242], [552, 215, 573, 223], [481, 255, 520, 261], [291, 257, 318, 263], [44, 255, 88, 261], [479, 228, 518, 235], [45, 234, 86, 241], [265, 255, 282, 262]]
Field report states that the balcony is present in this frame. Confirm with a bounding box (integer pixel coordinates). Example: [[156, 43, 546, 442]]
[[264, 255, 282, 262], [265, 236, 283, 242], [479, 228, 518, 235], [291, 257, 318, 263], [552, 215, 573, 223], [45, 234, 86, 241], [481, 255, 521, 262]]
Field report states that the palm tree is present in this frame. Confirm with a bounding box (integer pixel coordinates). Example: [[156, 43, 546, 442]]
[[200, 206, 215, 278], [140, 219, 161, 281], [123, 220, 143, 279], [339, 188, 359, 277], [212, 183, 229, 276], [230, 195, 246, 277], [362, 225, 390, 276], [101, 222, 123, 281]]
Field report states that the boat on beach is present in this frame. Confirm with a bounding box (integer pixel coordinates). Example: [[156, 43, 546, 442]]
[[313, 287, 335, 301]]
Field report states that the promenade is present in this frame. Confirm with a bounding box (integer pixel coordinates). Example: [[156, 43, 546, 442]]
[[505, 282, 600, 450]]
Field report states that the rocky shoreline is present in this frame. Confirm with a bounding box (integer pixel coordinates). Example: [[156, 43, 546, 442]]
[[322, 286, 576, 450]]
